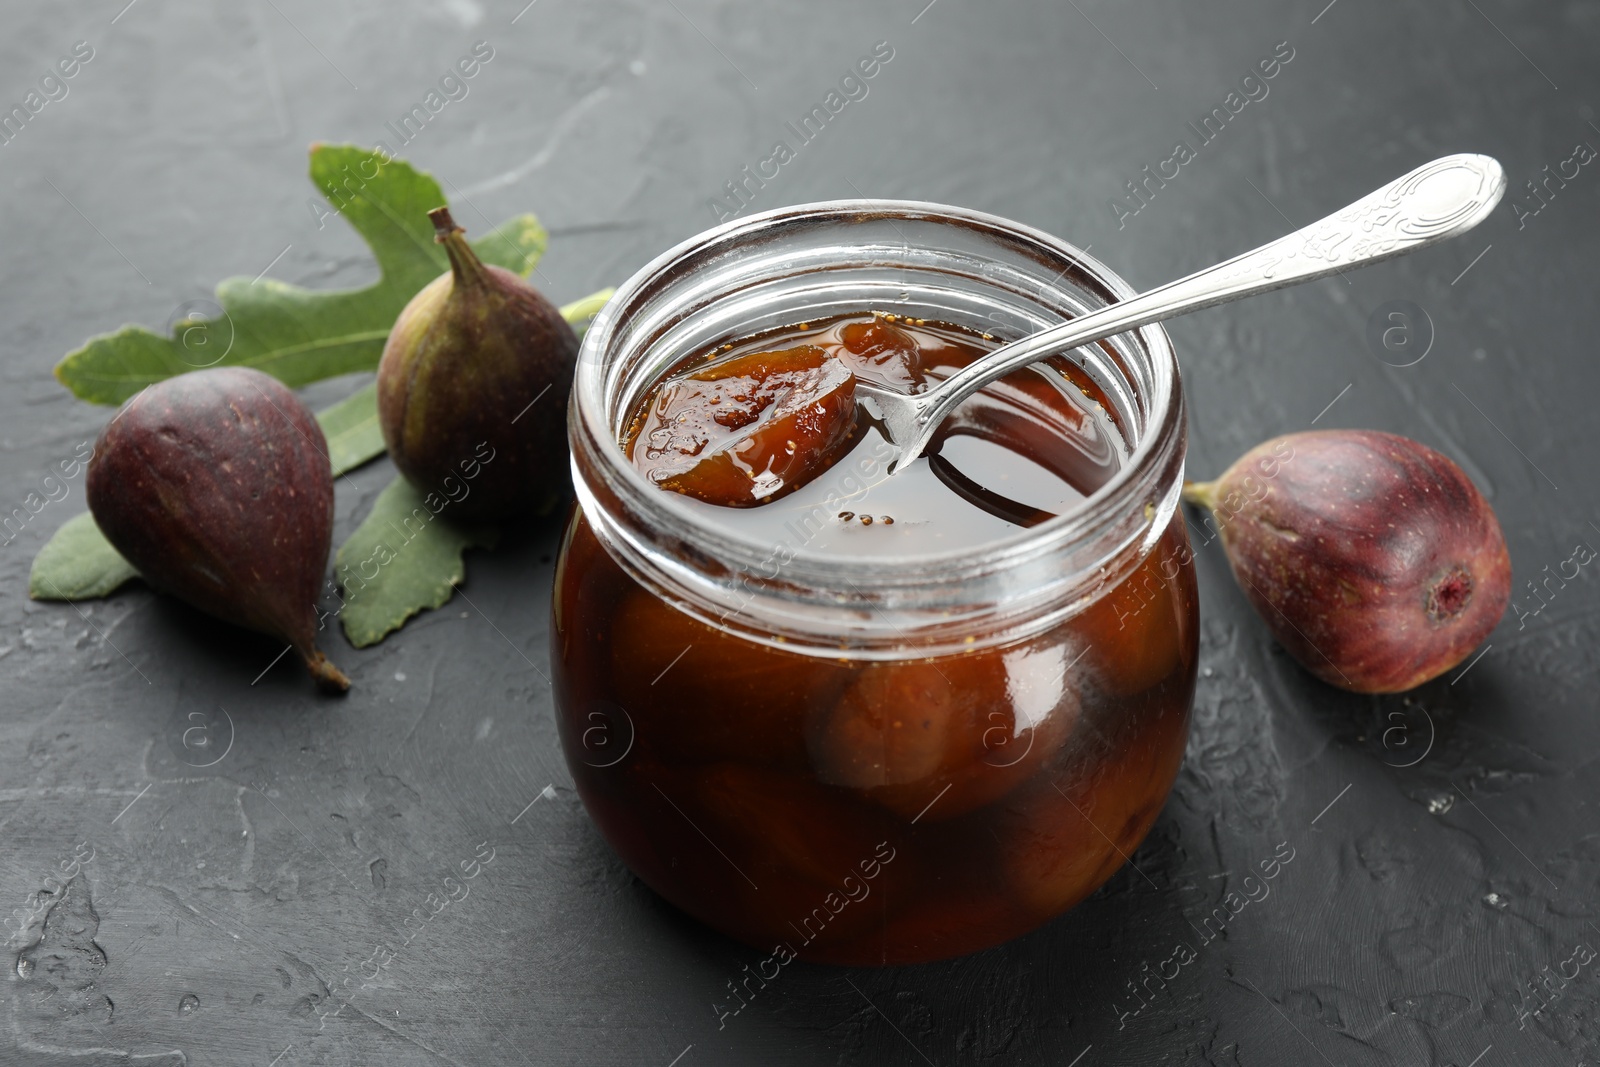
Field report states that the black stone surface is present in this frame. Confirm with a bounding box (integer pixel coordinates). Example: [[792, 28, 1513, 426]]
[[2, 1, 1597, 1064]]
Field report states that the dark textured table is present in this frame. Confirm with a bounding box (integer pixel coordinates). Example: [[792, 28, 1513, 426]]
[[3, 0, 1598, 1064]]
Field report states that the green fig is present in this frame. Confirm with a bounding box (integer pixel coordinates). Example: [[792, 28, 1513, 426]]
[[1184, 429, 1510, 694], [86, 367, 350, 692], [377, 207, 580, 520]]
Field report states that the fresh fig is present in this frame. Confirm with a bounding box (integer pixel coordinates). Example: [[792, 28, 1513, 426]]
[[1184, 429, 1510, 693], [86, 367, 349, 693], [377, 207, 579, 520]]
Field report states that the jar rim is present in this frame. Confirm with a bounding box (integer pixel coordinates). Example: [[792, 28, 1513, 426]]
[[569, 199, 1187, 654]]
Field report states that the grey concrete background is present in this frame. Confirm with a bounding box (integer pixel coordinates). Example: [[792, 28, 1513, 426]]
[[1, 0, 1597, 1064]]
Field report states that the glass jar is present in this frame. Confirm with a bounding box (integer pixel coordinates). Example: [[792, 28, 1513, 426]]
[[552, 201, 1197, 966]]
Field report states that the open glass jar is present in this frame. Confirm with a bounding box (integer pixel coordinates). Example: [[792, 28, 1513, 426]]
[[552, 201, 1197, 966]]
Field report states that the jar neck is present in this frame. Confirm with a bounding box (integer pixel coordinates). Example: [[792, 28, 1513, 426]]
[[569, 201, 1186, 658]]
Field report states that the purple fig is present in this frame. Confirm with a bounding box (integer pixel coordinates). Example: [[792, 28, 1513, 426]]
[[377, 207, 579, 520], [1184, 430, 1510, 694], [86, 367, 349, 693]]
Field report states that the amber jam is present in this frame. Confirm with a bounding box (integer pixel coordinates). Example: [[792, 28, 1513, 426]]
[[621, 313, 1127, 547], [554, 296, 1197, 965]]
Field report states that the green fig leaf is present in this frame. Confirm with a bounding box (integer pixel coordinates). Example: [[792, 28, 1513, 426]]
[[560, 287, 615, 329], [53, 144, 548, 406], [334, 477, 498, 648], [28, 512, 140, 601], [469, 215, 549, 276], [319, 382, 384, 478], [314, 288, 616, 478]]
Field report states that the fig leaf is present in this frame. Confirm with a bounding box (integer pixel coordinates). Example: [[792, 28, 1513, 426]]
[[333, 477, 499, 649], [53, 144, 548, 406], [28, 512, 140, 601], [319, 381, 385, 479]]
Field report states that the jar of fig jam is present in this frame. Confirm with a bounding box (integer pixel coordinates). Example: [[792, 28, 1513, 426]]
[[553, 202, 1197, 966]]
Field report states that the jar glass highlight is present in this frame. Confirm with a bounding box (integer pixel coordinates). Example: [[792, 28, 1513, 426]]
[[552, 201, 1198, 966]]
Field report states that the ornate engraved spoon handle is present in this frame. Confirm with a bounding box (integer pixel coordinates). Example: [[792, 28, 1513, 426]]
[[878, 154, 1505, 471]]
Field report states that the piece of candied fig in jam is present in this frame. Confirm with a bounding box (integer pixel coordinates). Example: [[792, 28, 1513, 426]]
[[607, 587, 849, 771], [810, 658, 1001, 790], [667, 763, 907, 951], [629, 345, 857, 507], [806, 647, 1075, 821], [999, 703, 1186, 917], [1071, 519, 1197, 698], [686, 764, 890, 887], [838, 317, 925, 390]]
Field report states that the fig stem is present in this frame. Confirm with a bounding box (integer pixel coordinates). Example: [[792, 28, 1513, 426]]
[[1181, 479, 1219, 512], [427, 206, 491, 292], [428, 205, 461, 239], [301, 646, 352, 695]]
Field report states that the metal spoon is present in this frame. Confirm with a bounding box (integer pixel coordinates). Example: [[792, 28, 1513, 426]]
[[859, 153, 1506, 474]]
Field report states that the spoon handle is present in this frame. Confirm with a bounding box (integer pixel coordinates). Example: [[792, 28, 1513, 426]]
[[912, 154, 1505, 447]]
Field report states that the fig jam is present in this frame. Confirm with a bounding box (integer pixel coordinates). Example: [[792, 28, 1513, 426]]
[[553, 311, 1197, 965], [622, 314, 1125, 546]]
